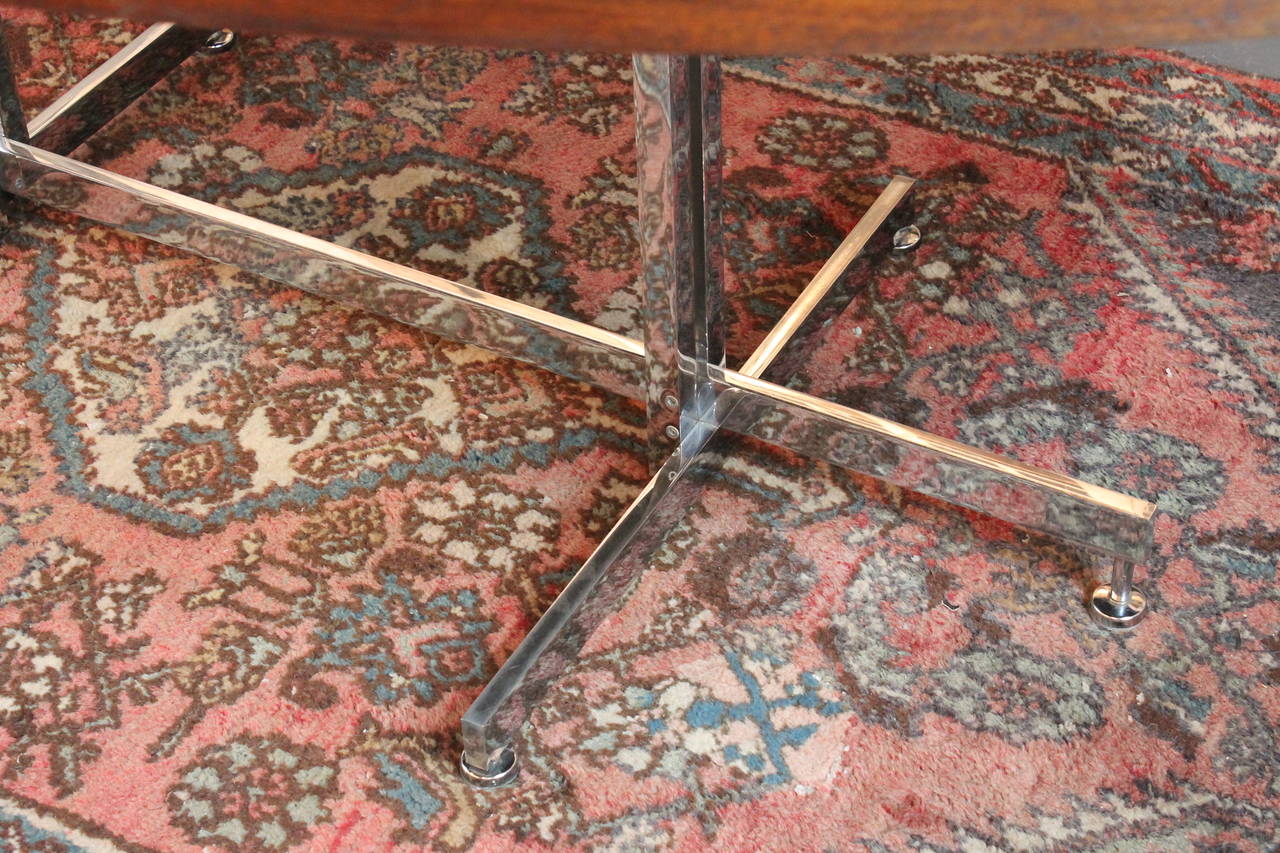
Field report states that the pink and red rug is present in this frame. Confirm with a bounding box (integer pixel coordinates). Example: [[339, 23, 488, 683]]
[[0, 9, 1278, 850]]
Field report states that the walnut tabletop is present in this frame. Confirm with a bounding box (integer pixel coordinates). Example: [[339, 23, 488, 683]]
[[10, 0, 1280, 55]]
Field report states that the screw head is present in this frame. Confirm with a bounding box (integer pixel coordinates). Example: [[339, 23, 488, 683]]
[[204, 29, 236, 52], [663, 424, 680, 441], [892, 224, 922, 251]]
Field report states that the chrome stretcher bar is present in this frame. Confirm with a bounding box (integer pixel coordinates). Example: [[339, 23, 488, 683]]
[[0, 138, 1155, 563], [0, 139, 648, 399], [0, 27, 1157, 788]]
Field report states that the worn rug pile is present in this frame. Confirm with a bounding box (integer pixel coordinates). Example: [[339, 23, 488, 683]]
[[0, 10, 1278, 851]]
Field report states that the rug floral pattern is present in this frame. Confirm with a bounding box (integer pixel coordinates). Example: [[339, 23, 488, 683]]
[[0, 8, 1277, 851]]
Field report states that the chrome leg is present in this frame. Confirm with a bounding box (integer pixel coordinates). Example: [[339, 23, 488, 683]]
[[0, 139, 647, 399], [459, 442, 715, 786], [27, 23, 209, 155], [0, 23, 28, 144], [1088, 559, 1149, 629], [737, 175, 915, 382], [714, 372, 1156, 563]]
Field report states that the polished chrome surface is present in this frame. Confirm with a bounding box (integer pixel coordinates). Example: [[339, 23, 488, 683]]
[[1109, 555, 1135, 605], [459, 745, 519, 788], [892, 223, 922, 251], [460, 440, 714, 775], [714, 371, 1157, 561], [1088, 584, 1148, 629], [0, 140, 647, 398], [458, 305, 1158, 779], [738, 175, 915, 380], [28, 24, 207, 155], [634, 54, 726, 469], [1088, 559, 1149, 628], [0, 23, 29, 144], [203, 29, 237, 52]]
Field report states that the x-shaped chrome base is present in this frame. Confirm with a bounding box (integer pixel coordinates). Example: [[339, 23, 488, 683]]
[[0, 27, 1156, 788]]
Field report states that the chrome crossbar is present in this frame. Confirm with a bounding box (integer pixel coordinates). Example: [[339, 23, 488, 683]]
[[715, 372, 1155, 561], [0, 139, 647, 399]]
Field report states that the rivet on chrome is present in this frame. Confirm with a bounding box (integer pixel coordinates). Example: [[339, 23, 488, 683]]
[[892, 224, 922, 251], [204, 29, 237, 52]]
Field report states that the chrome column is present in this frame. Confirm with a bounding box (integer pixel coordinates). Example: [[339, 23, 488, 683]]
[[459, 54, 728, 786], [635, 54, 725, 470]]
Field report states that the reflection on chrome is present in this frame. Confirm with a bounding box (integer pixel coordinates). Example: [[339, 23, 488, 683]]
[[635, 54, 727, 469], [28, 24, 208, 155], [0, 140, 647, 399], [716, 372, 1156, 562]]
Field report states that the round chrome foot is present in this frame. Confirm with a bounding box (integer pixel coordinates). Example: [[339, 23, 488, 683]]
[[1088, 584, 1148, 630], [460, 746, 519, 788], [204, 29, 237, 52]]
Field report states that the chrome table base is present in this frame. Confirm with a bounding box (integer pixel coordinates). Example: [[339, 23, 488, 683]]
[[0, 25, 1155, 788]]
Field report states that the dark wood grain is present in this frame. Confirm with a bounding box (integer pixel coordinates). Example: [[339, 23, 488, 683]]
[[8, 0, 1280, 55]]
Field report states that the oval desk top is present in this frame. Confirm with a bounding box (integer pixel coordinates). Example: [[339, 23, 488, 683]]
[[10, 0, 1280, 56]]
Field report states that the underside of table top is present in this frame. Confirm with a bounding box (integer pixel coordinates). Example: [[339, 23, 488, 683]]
[[10, 0, 1280, 55]]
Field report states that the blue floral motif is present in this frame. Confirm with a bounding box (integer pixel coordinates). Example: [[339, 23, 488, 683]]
[[698, 650, 844, 785], [302, 577, 492, 706], [628, 646, 847, 787], [135, 423, 256, 504]]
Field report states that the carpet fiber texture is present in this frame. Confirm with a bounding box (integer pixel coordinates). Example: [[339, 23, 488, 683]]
[[0, 10, 1278, 851]]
